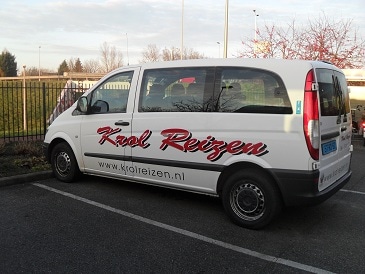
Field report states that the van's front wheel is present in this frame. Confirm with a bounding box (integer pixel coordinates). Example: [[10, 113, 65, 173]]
[[221, 169, 282, 229], [51, 142, 80, 183]]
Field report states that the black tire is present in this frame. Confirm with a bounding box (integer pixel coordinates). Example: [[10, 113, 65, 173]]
[[221, 169, 282, 229], [51, 142, 80, 183]]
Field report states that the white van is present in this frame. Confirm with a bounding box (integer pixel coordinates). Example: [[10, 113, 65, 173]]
[[44, 58, 352, 229]]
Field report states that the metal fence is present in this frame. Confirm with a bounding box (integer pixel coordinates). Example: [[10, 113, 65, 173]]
[[0, 80, 93, 142]]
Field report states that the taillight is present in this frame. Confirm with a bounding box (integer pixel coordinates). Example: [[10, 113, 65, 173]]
[[303, 69, 319, 160]]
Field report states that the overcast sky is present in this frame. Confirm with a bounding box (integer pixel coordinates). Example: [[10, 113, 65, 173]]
[[1, 0, 364, 71]]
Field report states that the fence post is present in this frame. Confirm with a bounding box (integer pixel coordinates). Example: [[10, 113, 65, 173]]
[[42, 82, 47, 136]]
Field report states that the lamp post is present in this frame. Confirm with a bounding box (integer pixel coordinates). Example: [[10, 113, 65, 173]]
[[223, 0, 229, 58], [125, 33, 129, 65], [253, 10, 259, 56], [181, 0, 184, 60], [217, 42, 221, 58], [38, 46, 41, 81], [22, 65, 27, 131], [253, 9, 259, 41]]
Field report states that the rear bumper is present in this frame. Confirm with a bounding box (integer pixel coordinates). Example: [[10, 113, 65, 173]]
[[271, 168, 352, 206]]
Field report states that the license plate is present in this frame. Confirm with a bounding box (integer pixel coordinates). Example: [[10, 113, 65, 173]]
[[322, 140, 337, 155]]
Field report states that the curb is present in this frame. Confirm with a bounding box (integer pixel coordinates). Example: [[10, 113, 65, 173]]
[[0, 170, 54, 188]]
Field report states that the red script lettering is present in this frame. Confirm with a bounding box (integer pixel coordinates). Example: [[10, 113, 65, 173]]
[[160, 128, 268, 161]]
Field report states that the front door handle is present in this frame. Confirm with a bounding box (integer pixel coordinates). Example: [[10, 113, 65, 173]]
[[115, 120, 130, 126], [341, 126, 347, 132]]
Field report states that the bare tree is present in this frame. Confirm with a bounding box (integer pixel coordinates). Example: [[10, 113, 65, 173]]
[[162, 46, 206, 61], [66, 57, 83, 72], [67, 57, 78, 72], [25, 66, 40, 76], [239, 14, 365, 68], [161, 46, 182, 61], [183, 48, 206, 60], [83, 58, 101, 73], [140, 44, 161, 63], [296, 15, 364, 68], [100, 42, 124, 73], [141, 44, 206, 62]]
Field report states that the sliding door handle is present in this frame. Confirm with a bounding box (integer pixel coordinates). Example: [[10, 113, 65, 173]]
[[115, 120, 130, 126]]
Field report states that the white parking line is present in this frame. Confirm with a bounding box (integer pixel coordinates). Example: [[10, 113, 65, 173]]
[[340, 189, 365, 195], [33, 183, 334, 274]]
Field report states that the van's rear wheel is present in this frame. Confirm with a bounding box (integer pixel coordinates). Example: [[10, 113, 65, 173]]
[[221, 169, 282, 229], [51, 142, 80, 183]]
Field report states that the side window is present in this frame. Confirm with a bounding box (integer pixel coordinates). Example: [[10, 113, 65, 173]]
[[90, 71, 133, 114], [317, 69, 350, 116], [217, 68, 292, 114], [139, 68, 213, 112]]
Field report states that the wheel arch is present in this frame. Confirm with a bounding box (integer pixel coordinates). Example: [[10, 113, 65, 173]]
[[216, 162, 283, 202], [47, 136, 84, 171]]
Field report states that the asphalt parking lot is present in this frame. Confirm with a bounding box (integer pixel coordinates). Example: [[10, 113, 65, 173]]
[[0, 140, 364, 273]]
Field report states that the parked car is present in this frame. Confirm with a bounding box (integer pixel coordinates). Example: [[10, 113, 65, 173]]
[[351, 106, 365, 145]]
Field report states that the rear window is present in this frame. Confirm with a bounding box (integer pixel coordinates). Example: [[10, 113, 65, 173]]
[[216, 67, 292, 114], [316, 69, 350, 116]]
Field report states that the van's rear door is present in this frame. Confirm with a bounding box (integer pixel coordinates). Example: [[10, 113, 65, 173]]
[[316, 68, 352, 191]]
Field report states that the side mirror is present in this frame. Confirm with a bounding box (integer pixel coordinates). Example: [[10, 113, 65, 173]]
[[76, 96, 88, 113], [91, 100, 109, 113]]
